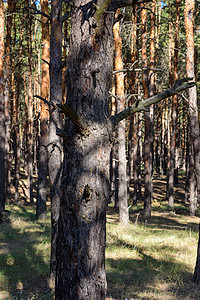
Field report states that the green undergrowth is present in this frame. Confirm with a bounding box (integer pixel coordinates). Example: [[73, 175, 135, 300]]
[[1, 203, 200, 299]]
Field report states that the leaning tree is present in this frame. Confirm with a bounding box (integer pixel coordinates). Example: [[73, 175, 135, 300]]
[[54, 0, 195, 298]]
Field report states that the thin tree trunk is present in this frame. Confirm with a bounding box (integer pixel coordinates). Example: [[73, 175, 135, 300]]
[[129, 6, 139, 203], [141, 4, 153, 218], [13, 15, 20, 202], [168, 0, 180, 207], [49, 0, 63, 287], [0, 0, 5, 211], [4, 0, 13, 197], [113, 10, 128, 225], [27, 5, 34, 203], [36, 0, 50, 219], [185, 0, 200, 283]]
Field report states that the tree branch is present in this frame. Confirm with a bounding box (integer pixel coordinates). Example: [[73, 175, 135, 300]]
[[34, 95, 50, 106], [56, 127, 69, 140], [57, 103, 88, 132], [42, 58, 50, 65], [28, 7, 51, 20], [113, 67, 161, 75], [34, 95, 56, 114], [62, 11, 71, 22], [112, 78, 196, 123], [110, 0, 152, 10]]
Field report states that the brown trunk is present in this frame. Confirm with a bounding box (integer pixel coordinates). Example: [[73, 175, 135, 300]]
[[55, 2, 113, 297], [13, 14, 20, 202], [36, 0, 50, 219], [141, 4, 153, 218], [185, 0, 200, 283], [193, 224, 200, 284], [128, 6, 139, 203], [168, 0, 180, 207], [49, 0, 63, 287], [4, 0, 13, 196], [27, 5, 34, 203], [113, 9, 128, 226], [0, 0, 5, 210]]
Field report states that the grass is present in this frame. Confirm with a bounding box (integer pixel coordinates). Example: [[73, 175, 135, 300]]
[[106, 206, 200, 299], [0, 204, 52, 299], [1, 199, 200, 299]]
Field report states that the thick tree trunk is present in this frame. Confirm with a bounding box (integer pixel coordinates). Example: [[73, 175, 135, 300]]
[[49, 0, 63, 287], [0, 0, 5, 211], [36, 0, 50, 219], [113, 10, 128, 226], [55, 2, 113, 298]]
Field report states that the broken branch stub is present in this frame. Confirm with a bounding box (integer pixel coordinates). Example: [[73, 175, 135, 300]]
[[57, 103, 87, 132]]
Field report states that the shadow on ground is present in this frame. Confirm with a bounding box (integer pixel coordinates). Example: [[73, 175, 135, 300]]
[[0, 205, 53, 299]]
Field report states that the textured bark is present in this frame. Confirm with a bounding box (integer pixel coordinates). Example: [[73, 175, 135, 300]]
[[13, 14, 20, 202], [128, 6, 139, 203], [168, 0, 180, 207], [36, 0, 50, 219], [55, 2, 113, 298], [0, 0, 5, 211], [141, 4, 153, 218], [4, 0, 12, 196], [113, 10, 128, 226], [49, 0, 63, 287], [27, 6, 34, 203], [185, 0, 200, 204], [189, 143, 196, 216], [193, 224, 200, 284], [185, 0, 200, 283]]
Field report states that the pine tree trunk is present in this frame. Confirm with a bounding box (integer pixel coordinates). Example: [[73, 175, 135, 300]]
[[49, 0, 63, 287], [185, 0, 200, 282], [141, 4, 153, 218], [27, 6, 34, 203], [113, 10, 128, 226], [36, 0, 50, 219], [55, 2, 113, 297], [0, 0, 5, 211], [13, 15, 20, 202], [4, 0, 12, 197], [128, 7, 139, 203], [168, 0, 180, 207]]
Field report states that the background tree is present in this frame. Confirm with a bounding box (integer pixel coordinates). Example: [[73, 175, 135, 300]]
[[113, 9, 129, 225], [55, 0, 195, 298], [0, 0, 5, 211], [49, 0, 63, 286], [36, 0, 50, 219]]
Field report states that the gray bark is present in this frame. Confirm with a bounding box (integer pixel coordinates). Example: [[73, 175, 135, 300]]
[[49, 0, 63, 287], [55, 2, 113, 298], [0, 78, 5, 211]]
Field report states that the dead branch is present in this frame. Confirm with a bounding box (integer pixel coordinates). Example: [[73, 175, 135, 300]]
[[113, 67, 161, 75], [28, 7, 51, 20], [57, 103, 87, 132], [112, 78, 196, 123]]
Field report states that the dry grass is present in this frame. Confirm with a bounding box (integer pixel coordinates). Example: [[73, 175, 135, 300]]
[[106, 206, 200, 300], [1, 174, 200, 299]]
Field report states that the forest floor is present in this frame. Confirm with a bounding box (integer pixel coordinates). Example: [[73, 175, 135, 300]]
[[1, 174, 200, 299]]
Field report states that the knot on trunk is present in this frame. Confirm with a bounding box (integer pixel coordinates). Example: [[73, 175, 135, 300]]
[[82, 184, 93, 201]]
